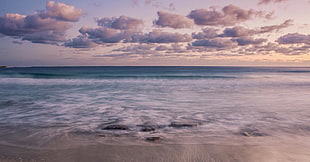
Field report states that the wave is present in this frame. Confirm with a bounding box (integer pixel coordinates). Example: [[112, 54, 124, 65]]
[[0, 72, 236, 79], [279, 70, 310, 73], [1, 66, 310, 80]]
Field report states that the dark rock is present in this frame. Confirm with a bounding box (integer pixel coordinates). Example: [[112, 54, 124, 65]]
[[146, 136, 161, 142], [242, 132, 251, 137], [240, 128, 266, 137], [103, 125, 129, 130], [141, 126, 156, 132], [169, 122, 200, 128], [0, 66, 7, 68], [137, 124, 167, 129]]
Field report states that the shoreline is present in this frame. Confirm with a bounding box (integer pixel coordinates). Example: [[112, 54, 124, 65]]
[[0, 142, 309, 162], [0, 135, 309, 162]]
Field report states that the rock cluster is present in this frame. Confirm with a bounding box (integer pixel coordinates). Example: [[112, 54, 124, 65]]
[[140, 126, 156, 132], [240, 128, 266, 137], [102, 125, 129, 130], [169, 122, 200, 128], [145, 137, 161, 142]]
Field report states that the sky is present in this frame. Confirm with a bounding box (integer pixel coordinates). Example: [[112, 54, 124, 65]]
[[0, 0, 310, 66]]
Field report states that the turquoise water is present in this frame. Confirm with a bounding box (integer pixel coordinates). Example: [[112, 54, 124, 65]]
[[0, 66, 309, 145]]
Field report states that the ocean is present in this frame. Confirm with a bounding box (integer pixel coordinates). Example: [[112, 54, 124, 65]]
[[0, 66, 310, 148]]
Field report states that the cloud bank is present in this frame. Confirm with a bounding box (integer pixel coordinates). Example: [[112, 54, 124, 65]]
[[154, 11, 194, 28], [277, 33, 310, 45], [220, 19, 293, 37], [258, 0, 288, 5], [96, 16, 143, 31], [131, 30, 192, 43], [0, 1, 82, 45], [1, 1, 307, 59], [39, 1, 83, 22], [188, 5, 272, 26], [65, 16, 145, 47]]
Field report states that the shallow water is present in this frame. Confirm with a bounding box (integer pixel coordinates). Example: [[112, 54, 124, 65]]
[[0, 66, 309, 147]]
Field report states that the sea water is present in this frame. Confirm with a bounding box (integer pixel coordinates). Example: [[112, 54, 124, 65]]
[[0, 66, 309, 146]]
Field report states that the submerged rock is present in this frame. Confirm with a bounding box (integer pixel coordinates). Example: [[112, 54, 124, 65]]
[[169, 122, 200, 128], [240, 128, 266, 137], [141, 126, 156, 132], [242, 132, 251, 137], [146, 136, 161, 142], [103, 125, 129, 130]]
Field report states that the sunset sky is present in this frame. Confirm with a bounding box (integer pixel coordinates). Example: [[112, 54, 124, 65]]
[[1, 0, 310, 66]]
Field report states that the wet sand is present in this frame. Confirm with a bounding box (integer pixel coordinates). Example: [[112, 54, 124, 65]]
[[0, 135, 309, 162]]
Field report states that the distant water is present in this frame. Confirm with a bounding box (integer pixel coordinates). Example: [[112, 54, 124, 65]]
[[0, 66, 310, 146]]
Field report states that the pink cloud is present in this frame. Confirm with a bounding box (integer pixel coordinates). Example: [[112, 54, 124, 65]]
[[39, 1, 83, 22], [188, 5, 273, 26], [154, 11, 194, 29], [0, 1, 82, 45], [258, 0, 288, 5]]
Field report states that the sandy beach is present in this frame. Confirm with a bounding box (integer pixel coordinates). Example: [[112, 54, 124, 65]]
[[0, 133, 309, 162]]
